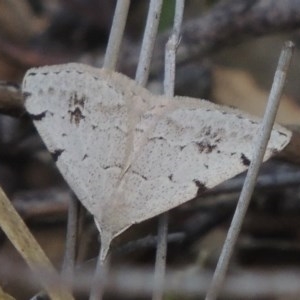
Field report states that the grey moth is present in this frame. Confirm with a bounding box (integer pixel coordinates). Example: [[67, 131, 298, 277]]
[[22, 63, 291, 260]]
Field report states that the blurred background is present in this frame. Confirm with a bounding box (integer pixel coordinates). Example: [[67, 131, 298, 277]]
[[0, 0, 300, 299]]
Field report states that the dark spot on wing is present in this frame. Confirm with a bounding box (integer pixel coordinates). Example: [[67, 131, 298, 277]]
[[168, 174, 173, 181], [241, 153, 251, 166], [204, 164, 208, 169], [196, 141, 217, 153], [69, 107, 85, 126], [29, 111, 47, 121], [82, 154, 88, 160], [132, 170, 148, 180], [48, 87, 55, 94], [27, 72, 36, 76], [193, 180, 207, 197], [70, 92, 86, 108], [102, 164, 123, 170], [202, 126, 212, 136], [149, 136, 167, 142], [250, 120, 257, 124], [278, 131, 288, 137], [51, 149, 64, 162], [135, 128, 144, 133], [115, 126, 126, 134]]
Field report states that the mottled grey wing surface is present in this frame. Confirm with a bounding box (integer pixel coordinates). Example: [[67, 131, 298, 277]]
[[22, 63, 153, 228], [22, 63, 291, 261], [98, 95, 291, 246]]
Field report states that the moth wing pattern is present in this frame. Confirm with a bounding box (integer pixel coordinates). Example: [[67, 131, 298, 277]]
[[22, 63, 292, 260], [22, 63, 153, 224], [98, 95, 291, 238]]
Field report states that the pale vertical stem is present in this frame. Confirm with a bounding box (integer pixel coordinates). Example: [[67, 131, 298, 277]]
[[90, 2, 131, 299], [46, 41, 126, 300], [164, 0, 185, 98], [173, 0, 185, 36], [63, 0, 130, 292], [103, 0, 131, 70], [153, 2, 185, 300], [89, 255, 110, 300], [61, 194, 79, 287], [152, 213, 169, 300], [135, 0, 163, 86], [205, 41, 294, 300], [90, 236, 110, 300]]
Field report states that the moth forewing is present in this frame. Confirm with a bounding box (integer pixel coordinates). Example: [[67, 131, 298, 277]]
[[22, 63, 292, 260]]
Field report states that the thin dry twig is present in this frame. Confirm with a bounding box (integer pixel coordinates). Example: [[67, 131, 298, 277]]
[[114, 232, 185, 257], [135, 0, 164, 86], [152, 213, 169, 300], [0, 187, 74, 300], [130, 2, 165, 297], [0, 81, 24, 117], [0, 286, 15, 300], [103, 0, 131, 70], [209, 167, 300, 195], [1, 0, 300, 71], [90, 1, 131, 299], [89, 255, 110, 300], [163, 0, 185, 97], [125, 1, 164, 299], [205, 41, 294, 300], [3, 259, 300, 298], [153, 2, 185, 300], [126, 0, 300, 75], [61, 194, 80, 287], [105, 267, 300, 299]]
